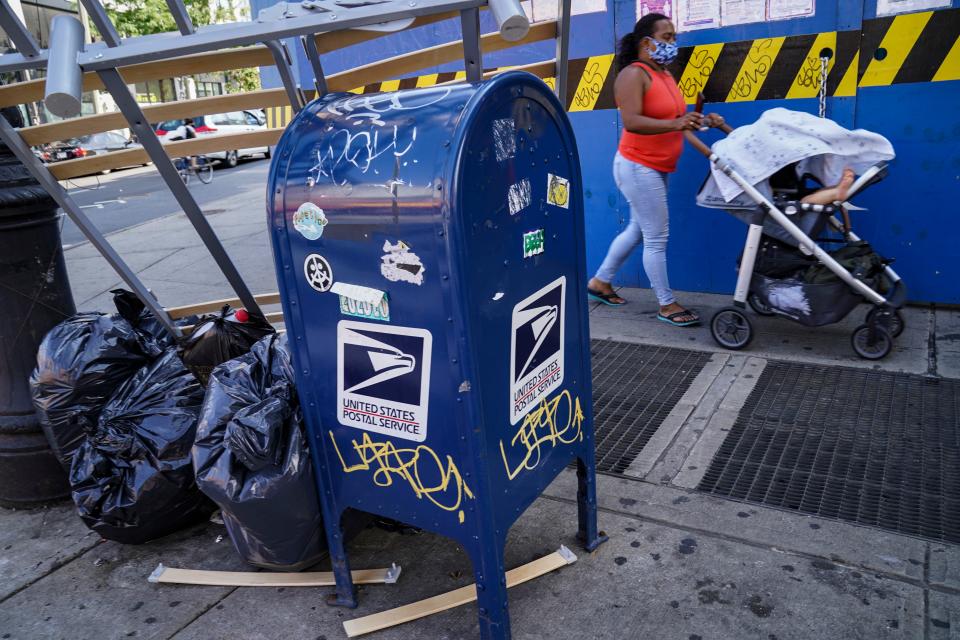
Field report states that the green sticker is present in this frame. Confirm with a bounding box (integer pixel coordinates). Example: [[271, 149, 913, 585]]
[[523, 229, 545, 258], [339, 294, 391, 322]]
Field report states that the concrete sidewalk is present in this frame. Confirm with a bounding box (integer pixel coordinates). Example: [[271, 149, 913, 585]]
[[2, 201, 959, 639]]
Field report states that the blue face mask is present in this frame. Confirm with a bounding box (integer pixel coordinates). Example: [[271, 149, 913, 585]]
[[646, 38, 678, 65]]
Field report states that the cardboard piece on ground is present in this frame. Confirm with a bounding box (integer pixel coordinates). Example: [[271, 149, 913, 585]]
[[148, 563, 401, 587], [342, 546, 578, 638]]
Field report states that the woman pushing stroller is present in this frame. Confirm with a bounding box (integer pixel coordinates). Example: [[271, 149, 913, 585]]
[[587, 13, 860, 327], [587, 13, 726, 327]]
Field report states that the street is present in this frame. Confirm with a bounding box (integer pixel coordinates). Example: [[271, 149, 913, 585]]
[[59, 158, 271, 247]]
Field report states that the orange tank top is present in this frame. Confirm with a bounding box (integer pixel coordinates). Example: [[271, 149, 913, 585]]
[[617, 62, 686, 173]]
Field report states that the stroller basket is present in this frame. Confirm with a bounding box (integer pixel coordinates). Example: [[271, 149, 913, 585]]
[[750, 274, 868, 327]]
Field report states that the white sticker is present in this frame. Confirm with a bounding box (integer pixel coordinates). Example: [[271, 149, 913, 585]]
[[304, 254, 334, 292], [331, 282, 386, 306], [380, 240, 425, 286], [510, 276, 566, 424], [337, 321, 432, 442], [547, 173, 570, 209], [332, 283, 390, 322], [293, 202, 328, 240], [508, 178, 532, 216], [492, 118, 516, 162]]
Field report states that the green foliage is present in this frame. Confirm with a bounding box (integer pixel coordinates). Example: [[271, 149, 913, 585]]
[[224, 68, 262, 93], [101, 0, 213, 37]]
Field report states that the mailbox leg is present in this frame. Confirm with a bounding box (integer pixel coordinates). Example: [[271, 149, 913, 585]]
[[323, 511, 358, 608], [576, 457, 608, 552], [471, 540, 512, 640]]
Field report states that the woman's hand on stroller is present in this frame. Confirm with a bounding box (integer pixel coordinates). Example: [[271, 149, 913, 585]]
[[704, 113, 725, 128], [673, 112, 705, 131]]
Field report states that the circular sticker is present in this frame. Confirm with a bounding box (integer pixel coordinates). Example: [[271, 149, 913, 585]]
[[304, 254, 334, 292], [293, 202, 328, 240]]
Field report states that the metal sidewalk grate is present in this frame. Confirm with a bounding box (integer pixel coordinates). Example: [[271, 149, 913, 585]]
[[591, 340, 711, 474], [698, 362, 960, 544]]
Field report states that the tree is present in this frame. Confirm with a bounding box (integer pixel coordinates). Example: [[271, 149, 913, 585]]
[[99, 0, 260, 93], [101, 0, 212, 38]]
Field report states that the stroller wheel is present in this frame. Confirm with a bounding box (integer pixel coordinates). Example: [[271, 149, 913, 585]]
[[748, 293, 776, 317], [711, 308, 754, 350], [851, 324, 893, 360], [865, 307, 904, 338]]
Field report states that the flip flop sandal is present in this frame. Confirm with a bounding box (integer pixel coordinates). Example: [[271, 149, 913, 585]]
[[587, 287, 626, 306], [658, 310, 700, 327]]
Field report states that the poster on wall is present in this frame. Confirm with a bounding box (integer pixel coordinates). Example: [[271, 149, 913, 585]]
[[637, 0, 673, 18], [767, 0, 815, 20], [521, 0, 607, 21], [876, 0, 949, 16], [676, 0, 721, 30], [721, 0, 765, 25]]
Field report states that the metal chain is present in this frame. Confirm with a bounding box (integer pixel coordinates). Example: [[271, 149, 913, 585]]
[[818, 56, 829, 118]]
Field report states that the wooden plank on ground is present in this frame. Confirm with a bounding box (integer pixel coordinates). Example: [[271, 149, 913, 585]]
[[342, 547, 577, 638], [149, 564, 400, 587], [165, 291, 281, 319]]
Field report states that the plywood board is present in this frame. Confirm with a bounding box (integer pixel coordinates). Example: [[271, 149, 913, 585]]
[[342, 547, 577, 638], [149, 564, 400, 587]]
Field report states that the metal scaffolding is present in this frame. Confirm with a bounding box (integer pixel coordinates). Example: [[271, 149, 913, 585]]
[[0, 0, 568, 334]]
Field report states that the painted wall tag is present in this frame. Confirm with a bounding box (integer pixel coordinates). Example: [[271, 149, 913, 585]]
[[380, 240, 425, 286], [523, 229, 545, 258], [510, 277, 566, 424], [293, 202, 328, 240], [337, 321, 432, 442], [547, 173, 570, 209]]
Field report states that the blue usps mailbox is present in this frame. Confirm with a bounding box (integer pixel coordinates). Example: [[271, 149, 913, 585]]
[[267, 71, 606, 638]]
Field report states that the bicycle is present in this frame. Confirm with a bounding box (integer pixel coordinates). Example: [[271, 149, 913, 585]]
[[174, 154, 213, 185]]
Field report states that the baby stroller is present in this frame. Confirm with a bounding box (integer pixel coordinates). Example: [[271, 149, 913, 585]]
[[688, 108, 906, 360]]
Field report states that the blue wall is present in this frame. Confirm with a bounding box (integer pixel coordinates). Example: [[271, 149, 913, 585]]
[[253, 0, 960, 303]]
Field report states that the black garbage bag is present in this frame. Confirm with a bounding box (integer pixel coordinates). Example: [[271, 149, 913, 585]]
[[70, 349, 214, 544], [178, 306, 275, 386], [30, 313, 161, 470], [111, 288, 180, 350], [193, 333, 327, 571]]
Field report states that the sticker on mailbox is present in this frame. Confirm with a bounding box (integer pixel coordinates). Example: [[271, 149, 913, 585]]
[[510, 276, 565, 424], [338, 321, 432, 442]]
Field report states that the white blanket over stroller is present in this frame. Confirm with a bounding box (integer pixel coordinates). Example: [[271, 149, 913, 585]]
[[701, 108, 895, 204]]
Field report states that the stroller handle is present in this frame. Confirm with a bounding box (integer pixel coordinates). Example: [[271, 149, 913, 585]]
[[683, 122, 734, 158]]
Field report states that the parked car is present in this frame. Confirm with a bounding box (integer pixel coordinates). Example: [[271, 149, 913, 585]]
[[34, 131, 145, 175], [156, 110, 269, 168]]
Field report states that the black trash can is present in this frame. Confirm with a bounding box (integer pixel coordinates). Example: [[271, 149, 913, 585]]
[[0, 106, 75, 507]]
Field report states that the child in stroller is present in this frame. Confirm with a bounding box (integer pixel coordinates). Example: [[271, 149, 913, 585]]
[[689, 108, 906, 360]]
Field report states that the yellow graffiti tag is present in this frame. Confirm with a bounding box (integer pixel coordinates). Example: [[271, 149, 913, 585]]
[[329, 431, 475, 523], [500, 390, 584, 481]]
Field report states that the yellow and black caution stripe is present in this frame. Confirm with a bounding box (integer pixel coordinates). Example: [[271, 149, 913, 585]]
[[267, 7, 959, 128]]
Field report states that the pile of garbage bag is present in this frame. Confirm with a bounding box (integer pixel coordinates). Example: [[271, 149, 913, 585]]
[[70, 349, 213, 543], [178, 306, 274, 386], [193, 333, 327, 571], [30, 311, 162, 469]]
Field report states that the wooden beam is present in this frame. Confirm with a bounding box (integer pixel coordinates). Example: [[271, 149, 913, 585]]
[[21, 89, 291, 145], [0, 12, 462, 108], [48, 128, 282, 179], [482, 59, 557, 80], [166, 291, 281, 319], [326, 20, 557, 92], [342, 547, 577, 638], [149, 563, 401, 587], [15, 18, 555, 146]]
